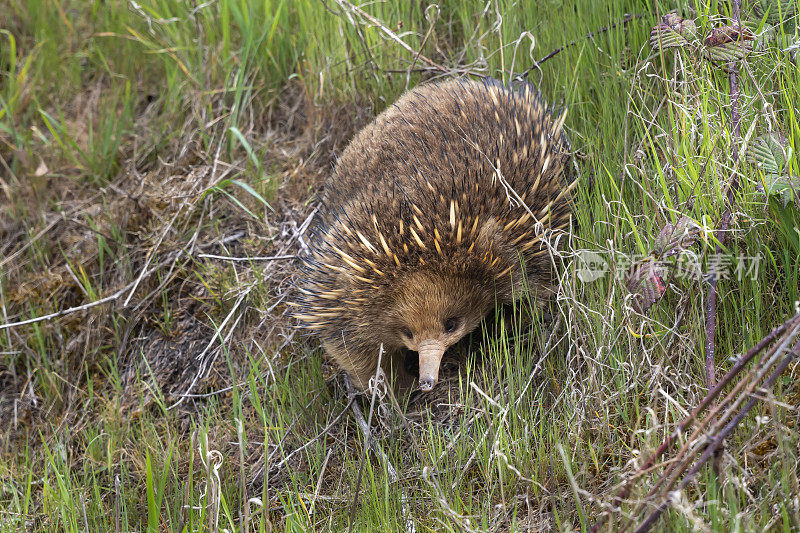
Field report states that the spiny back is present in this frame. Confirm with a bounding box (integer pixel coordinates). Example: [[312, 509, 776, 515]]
[[296, 77, 575, 342]]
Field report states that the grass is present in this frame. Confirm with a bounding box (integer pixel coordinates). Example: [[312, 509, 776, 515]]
[[1, 0, 800, 531]]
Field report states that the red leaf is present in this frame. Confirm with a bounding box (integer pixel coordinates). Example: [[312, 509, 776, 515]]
[[625, 258, 668, 314]]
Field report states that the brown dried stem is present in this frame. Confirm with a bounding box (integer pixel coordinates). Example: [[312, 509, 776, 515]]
[[626, 316, 800, 530], [633, 337, 800, 533], [333, 0, 446, 74], [705, 0, 744, 389], [590, 313, 800, 533]]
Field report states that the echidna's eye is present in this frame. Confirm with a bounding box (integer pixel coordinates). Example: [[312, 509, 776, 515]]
[[443, 317, 459, 333], [400, 326, 413, 339]]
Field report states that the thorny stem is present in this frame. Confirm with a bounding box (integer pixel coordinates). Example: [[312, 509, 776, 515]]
[[589, 314, 800, 533], [705, 0, 743, 390], [633, 338, 800, 533], [634, 316, 800, 526], [619, 2, 776, 530]]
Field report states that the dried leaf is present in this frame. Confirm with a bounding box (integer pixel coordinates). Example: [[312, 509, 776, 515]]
[[650, 13, 697, 50], [34, 160, 48, 177], [747, 133, 792, 175], [626, 258, 668, 314], [654, 216, 701, 257], [703, 24, 755, 61]]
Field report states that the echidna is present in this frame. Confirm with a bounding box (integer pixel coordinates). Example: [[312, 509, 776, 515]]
[[295, 77, 576, 392]]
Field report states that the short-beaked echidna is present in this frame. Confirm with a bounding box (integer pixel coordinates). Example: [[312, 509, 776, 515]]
[[295, 77, 576, 392]]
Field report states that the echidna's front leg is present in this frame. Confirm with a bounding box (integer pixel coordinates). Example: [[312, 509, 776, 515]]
[[322, 341, 414, 392], [321, 341, 377, 390]]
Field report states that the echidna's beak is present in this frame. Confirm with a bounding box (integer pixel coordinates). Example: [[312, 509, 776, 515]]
[[418, 339, 446, 392]]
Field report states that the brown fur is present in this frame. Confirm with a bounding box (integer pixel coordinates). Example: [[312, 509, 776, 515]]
[[294, 77, 576, 390]]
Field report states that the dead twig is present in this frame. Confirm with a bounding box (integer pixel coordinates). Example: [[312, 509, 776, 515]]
[[333, 0, 446, 74], [0, 195, 102, 272], [123, 206, 184, 307], [633, 337, 800, 533], [169, 280, 256, 409], [308, 448, 333, 518], [405, 4, 440, 90], [196, 253, 296, 262], [423, 466, 482, 533], [626, 315, 800, 531], [268, 396, 353, 475], [0, 260, 167, 331], [590, 313, 800, 532], [345, 347, 416, 533], [705, 0, 744, 390], [514, 13, 644, 81]]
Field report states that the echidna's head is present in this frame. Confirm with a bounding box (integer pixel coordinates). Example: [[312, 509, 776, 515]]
[[384, 269, 495, 391]]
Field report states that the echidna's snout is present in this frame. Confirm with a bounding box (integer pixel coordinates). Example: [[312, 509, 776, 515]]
[[417, 339, 446, 391], [297, 78, 573, 394]]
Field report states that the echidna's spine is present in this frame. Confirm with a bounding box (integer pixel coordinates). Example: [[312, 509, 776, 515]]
[[294, 77, 575, 342]]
